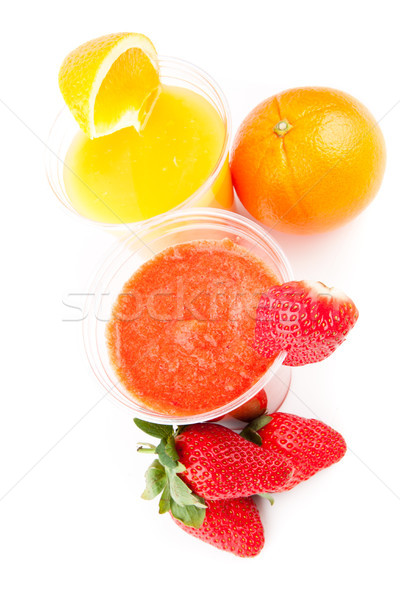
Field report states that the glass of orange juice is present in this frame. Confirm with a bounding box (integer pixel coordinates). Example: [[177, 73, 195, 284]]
[[83, 209, 293, 424], [46, 57, 233, 232]]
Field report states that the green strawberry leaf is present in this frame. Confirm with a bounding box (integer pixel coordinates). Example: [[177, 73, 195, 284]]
[[258, 492, 275, 506], [157, 438, 179, 470], [159, 484, 171, 514], [141, 460, 167, 500], [168, 472, 207, 508], [248, 414, 273, 431], [164, 435, 179, 461], [135, 420, 206, 523], [134, 418, 174, 440], [240, 427, 263, 446], [170, 499, 206, 529]]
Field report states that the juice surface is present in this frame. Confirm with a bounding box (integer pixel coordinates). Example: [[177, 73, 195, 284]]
[[63, 85, 229, 223], [107, 239, 280, 416]]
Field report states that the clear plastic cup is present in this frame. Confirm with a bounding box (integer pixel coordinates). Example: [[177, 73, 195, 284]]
[[45, 57, 233, 233], [83, 208, 293, 424]]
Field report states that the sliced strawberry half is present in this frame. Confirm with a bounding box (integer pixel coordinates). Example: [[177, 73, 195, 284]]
[[255, 280, 359, 366]]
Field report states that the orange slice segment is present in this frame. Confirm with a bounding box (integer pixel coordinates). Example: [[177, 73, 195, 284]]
[[58, 32, 160, 138]]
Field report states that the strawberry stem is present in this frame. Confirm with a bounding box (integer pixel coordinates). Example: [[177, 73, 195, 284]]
[[258, 492, 275, 506], [137, 442, 157, 453], [240, 414, 272, 445]]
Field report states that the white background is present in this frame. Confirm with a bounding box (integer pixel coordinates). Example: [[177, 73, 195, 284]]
[[1, 1, 399, 598]]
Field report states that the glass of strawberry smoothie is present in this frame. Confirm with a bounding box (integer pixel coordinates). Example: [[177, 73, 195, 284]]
[[84, 208, 293, 424]]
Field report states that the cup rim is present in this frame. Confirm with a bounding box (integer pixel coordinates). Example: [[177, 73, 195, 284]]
[[83, 208, 294, 424], [45, 55, 232, 231]]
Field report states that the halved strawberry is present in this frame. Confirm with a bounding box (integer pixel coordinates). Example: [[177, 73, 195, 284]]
[[255, 280, 359, 366], [172, 497, 264, 557]]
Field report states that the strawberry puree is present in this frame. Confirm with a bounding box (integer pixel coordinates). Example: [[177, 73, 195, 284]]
[[107, 239, 279, 416]]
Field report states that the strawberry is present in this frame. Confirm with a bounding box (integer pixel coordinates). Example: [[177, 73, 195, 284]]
[[229, 389, 268, 422], [255, 280, 359, 366], [134, 419, 293, 528], [210, 390, 268, 423], [241, 412, 347, 490], [172, 496, 264, 557], [175, 422, 293, 500]]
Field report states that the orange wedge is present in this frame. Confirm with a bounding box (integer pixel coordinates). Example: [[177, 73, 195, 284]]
[[58, 32, 160, 138]]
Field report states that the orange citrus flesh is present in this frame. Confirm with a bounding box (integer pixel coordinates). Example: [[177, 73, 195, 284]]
[[59, 32, 160, 138]]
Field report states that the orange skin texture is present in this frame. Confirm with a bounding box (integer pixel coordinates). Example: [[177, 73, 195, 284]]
[[230, 87, 386, 234]]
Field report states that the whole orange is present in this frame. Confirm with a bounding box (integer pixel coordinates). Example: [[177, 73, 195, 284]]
[[230, 87, 386, 234]]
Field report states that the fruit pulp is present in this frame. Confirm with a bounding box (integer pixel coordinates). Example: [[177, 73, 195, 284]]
[[63, 85, 232, 223], [107, 239, 279, 416]]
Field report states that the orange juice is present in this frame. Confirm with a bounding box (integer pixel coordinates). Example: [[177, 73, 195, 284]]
[[63, 85, 232, 223]]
